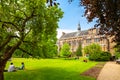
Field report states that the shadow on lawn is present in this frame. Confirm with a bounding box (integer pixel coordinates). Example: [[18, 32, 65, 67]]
[[5, 67, 95, 80]]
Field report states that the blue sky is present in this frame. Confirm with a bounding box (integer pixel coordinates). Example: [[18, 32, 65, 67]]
[[57, 0, 96, 38]]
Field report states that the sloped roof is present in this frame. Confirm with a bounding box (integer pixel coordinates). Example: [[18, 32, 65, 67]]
[[60, 30, 88, 39]]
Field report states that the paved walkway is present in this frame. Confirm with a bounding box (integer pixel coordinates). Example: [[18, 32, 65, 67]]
[[97, 62, 120, 80]]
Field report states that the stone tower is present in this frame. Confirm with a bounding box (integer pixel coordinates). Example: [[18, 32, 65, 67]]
[[77, 22, 81, 31]]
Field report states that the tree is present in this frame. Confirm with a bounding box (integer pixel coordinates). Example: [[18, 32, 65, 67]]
[[114, 45, 120, 59], [0, 0, 63, 80], [75, 44, 82, 58], [83, 43, 102, 60], [60, 43, 71, 57], [80, 0, 120, 46], [84, 43, 111, 61], [98, 51, 111, 61]]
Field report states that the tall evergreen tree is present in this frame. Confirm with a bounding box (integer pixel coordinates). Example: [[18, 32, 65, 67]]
[[60, 43, 71, 58], [75, 44, 82, 58]]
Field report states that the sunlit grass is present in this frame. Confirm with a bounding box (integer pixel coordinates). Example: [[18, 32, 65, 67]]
[[4, 58, 97, 80]]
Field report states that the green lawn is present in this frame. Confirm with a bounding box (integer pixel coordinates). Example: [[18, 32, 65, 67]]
[[4, 58, 97, 80]]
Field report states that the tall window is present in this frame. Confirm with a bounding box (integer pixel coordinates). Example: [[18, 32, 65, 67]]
[[68, 41, 71, 46], [94, 38, 100, 42], [86, 39, 91, 43]]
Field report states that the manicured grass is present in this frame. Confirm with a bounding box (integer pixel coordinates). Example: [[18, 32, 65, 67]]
[[4, 58, 97, 80]]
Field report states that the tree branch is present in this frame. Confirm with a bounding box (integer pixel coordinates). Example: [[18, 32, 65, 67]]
[[0, 20, 21, 31], [16, 8, 28, 17], [0, 35, 19, 50], [3, 40, 22, 61], [22, 9, 36, 28], [20, 9, 36, 40], [0, 35, 12, 50], [18, 47, 33, 56], [24, 28, 32, 38]]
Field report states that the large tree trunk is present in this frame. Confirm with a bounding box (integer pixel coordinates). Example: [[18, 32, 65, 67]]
[[0, 70, 4, 80], [0, 68, 4, 80], [0, 41, 22, 80], [0, 60, 7, 80]]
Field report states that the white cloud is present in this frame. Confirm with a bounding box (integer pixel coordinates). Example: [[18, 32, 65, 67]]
[[57, 29, 76, 39]]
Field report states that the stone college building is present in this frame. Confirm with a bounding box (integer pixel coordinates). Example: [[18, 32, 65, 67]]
[[57, 23, 115, 56]]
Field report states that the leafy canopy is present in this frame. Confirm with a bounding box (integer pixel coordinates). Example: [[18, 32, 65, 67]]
[[83, 43, 111, 61], [80, 0, 120, 46], [84, 43, 102, 55], [0, 0, 63, 59], [60, 43, 71, 57], [84, 43, 102, 60], [76, 44, 82, 56], [0, 0, 64, 79]]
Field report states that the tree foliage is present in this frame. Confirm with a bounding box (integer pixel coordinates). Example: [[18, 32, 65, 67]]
[[83, 43, 102, 60], [98, 51, 111, 61], [75, 44, 82, 57], [84, 43, 111, 61], [60, 43, 71, 57], [80, 0, 120, 46], [0, 0, 63, 80], [114, 45, 120, 59]]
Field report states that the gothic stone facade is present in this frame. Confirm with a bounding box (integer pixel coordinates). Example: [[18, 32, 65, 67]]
[[58, 28, 115, 56]]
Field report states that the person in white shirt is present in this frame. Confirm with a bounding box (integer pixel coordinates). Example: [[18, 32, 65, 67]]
[[8, 63, 16, 72]]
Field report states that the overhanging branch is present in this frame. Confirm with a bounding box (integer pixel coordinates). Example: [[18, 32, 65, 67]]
[[18, 47, 33, 56], [22, 9, 36, 28], [0, 35, 19, 50], [0, 20, 20, 31], [3, 40, 22, 61]]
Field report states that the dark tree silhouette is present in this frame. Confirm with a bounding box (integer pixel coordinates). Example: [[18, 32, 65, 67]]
[[80, 0, 120, 46]]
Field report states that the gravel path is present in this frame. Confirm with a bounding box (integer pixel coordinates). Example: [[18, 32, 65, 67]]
[[97, 62, 120, 80]]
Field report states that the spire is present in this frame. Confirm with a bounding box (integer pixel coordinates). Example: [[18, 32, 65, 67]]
[[77, 22, 81, 31]]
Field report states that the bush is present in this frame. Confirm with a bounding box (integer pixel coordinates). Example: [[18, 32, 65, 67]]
[[98, 52, 111, 61], [60, 43, 71, 57], [114, 45, 120, 59], [75, 44, 82, 57], [89, 52, 101, 61], [115, 52, 120, 59], [84, 43, 111, 61], [89, 51, 111, 61], [84, 43, 102, 61]]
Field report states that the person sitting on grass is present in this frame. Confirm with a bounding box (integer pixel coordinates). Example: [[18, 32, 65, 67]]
[[8, 63, 16, 72], [16, 62, 25, 70], [19, 62, 25, 70]]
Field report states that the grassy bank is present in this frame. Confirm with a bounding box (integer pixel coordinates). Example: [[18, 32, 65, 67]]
[[4, 58, 97, 80]]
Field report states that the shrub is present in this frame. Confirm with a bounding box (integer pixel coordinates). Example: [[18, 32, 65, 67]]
[[75, 44, 82, 57], [60, 43, 71, 58], [84, 43, 111, 61], [89, 52, 101, 61], [89, 51, 111, 61], [115, 52, 120, 59], [98, 52, 111, 61], [84, 43, 102, 60]]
